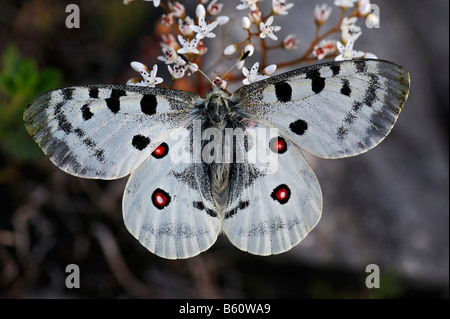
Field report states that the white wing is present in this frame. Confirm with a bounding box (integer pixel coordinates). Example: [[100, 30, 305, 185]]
[[24, 85, 200, 179], [222, 126, 322, 255], [123, 127, 220, 259], [233, 59, 410, 158]]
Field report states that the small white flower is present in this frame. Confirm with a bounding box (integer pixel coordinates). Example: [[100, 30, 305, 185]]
[[157, 46, 178, 64], [272, 0, 294, 15], [144, 0, 160, 7], [161, 13, 174, 26], [160, 34, 178, 50], [335, 39, 364, 61], [259, 16, 281, 41], [249, 8, 262, 23], [237, 0, 259, 11], [197, 40, 208, 55], [190, 18, 218, 39], [207, 0, 223, 16], [357, 0, 371, 15], [282, 34, 299, 50], [169, 1, 185, 18], [334, 0, 357, 8], [177, 35, 200, 54], [314, 4, 332, 24], [179, 17, 194, 36], [340, 16, 362, 43], [224, 44, 238, 55], [130, 62, 163, 87], [242, 62, 268, 85], [263, 64, 277, 76], [312, 39, 337, 60], [168, 63, 188, 79]]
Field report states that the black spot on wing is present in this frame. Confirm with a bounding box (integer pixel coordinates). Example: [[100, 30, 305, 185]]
[[344, 112, 357, 124], [224, 201, 250, 219], [54, 102, 72, 134], [132, 134, 150, 151], [151, 188, 171, 210], [274, 82, 292, 102], [330, 64, 341, 76], [363, 74, 379, 107], [81, 104, 94, 121], [94, 149, 105, 162], [305, 68, 325, 94], [340, 79, 351, 97], [105, 89, 126, 114], [83, 137, 95, 148], [89, 87, 99, 99], [337, 126, 349, 141], [270, 184, 291, 205], [61, 88, 74, 100], [141, 94, 158, 115], [193, 201, 217, 218], [355, 60, 368, 73], [74, 128, 85, 138], [352, 101, 363, 112], [289, 119, 308, 135]]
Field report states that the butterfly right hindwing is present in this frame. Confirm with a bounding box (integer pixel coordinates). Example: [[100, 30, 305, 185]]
[[222, 126, 322, 255]]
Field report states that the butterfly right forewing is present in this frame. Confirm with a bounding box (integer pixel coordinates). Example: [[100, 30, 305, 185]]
[[233, 59, 410, 159]]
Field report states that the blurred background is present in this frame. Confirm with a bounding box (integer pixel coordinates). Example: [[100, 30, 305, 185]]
[[0, 0, 448, 298]]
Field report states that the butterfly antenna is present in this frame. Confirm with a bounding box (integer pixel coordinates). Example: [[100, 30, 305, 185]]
[[178, 54, 214, 86], [221, 50, 251, 80]]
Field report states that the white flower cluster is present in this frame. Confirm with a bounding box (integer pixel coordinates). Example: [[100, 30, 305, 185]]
[[125, 1, 229, 86], [312, 0, 378, 61], [124, 0, 380, 90]]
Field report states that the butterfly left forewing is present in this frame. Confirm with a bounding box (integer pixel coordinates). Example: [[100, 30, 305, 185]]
[[24, 85, 199, 179], [233, 59, 410, 159]]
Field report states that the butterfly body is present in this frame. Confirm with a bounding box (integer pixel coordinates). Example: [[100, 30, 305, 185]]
[[24, 59, 410, 259]]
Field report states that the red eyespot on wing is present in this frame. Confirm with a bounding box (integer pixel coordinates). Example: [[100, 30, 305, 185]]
[[270, 184, 291, 205], [151, 188, 171, 209], [151, 142, 169, 158], [269, 137, 287, 154]]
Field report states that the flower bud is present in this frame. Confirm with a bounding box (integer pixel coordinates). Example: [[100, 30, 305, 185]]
[[241, 17, 251, 30], [263, 64, 277, 76], [224, 44, 238, 55], [244, 43, 255, 56], [216, 15, 229, 25]]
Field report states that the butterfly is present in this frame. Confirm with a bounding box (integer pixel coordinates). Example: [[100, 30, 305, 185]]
[[24, 59, 410, 259]]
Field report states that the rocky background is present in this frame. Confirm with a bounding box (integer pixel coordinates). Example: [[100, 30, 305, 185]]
[[0, 0, 448, 298]]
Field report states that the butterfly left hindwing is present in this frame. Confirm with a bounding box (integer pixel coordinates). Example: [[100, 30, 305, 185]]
[[123, 127, 220, 259]]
